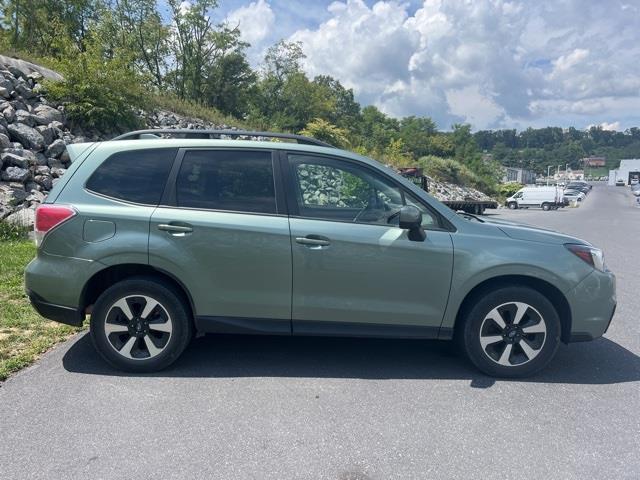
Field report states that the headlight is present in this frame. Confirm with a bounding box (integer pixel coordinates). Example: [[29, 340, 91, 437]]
[[565, 244, 605, 271]]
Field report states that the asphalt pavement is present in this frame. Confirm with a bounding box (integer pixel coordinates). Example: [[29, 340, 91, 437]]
[[1, 183, 638, 479]]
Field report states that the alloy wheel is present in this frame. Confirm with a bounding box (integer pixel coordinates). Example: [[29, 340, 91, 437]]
[[103, 295, 173, 360], [478, 301, 547, 367]]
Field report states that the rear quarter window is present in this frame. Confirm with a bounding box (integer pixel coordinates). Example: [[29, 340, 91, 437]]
[[85, 148, 177, 204]]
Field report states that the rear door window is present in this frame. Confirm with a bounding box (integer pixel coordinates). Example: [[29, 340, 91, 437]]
[[86, 148, 177, 205], [176, 150, 277, 214]]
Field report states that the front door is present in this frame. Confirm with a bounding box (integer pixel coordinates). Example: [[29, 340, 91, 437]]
[[285, 153, 454, 336], [149, 148, 292, 330]]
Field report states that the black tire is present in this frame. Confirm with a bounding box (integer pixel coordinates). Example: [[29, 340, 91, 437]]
[[457, 286, 561, 378], [90, 276, 193, 372], [541, 202, 551, 211], [507, 202, 518, 210]]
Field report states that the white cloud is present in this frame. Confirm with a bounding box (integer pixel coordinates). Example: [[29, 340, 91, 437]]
[[226, 0, 275, 48], [599, 121, 621, 131], [284, 0, 640, 130]]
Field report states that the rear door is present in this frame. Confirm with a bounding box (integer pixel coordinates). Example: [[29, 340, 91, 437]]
[[149, 148, 292, 331], [284, 153, 454, 336]]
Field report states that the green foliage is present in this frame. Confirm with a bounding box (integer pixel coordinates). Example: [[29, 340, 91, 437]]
[[418, 156, 481, 188], [1, 0, 100, 56], [499, 182, 523, 198], [0, 220, 28, 241], [152, 94, 252, 130], [475, 126, 640, 173], [45, 41, 146, 132], [300, 118, 350, 148]]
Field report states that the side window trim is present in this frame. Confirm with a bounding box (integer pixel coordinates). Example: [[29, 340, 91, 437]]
[[283, 151, 450, 231], [162, 147, 285, 216]]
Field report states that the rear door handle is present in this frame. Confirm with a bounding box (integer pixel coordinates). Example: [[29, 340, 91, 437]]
[[158, 223, 193, 234], [295, 235, 331, 247]]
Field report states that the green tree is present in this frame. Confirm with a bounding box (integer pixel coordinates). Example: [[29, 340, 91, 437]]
[[398, 116, 437, 158], [109, 0, 169, 88], [45, 38, 146, 132], [204, 50, 256, 118], [300, 118, 350, 148]]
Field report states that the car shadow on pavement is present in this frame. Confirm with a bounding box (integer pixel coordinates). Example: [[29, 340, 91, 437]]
[[62, 333, 640, 387]]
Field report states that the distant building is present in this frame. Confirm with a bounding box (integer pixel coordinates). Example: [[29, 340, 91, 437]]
[[582, 156, 606, 167], [554, 169, 584, 181], [503, 167, 536, 185], [608, 159, 640, 185]]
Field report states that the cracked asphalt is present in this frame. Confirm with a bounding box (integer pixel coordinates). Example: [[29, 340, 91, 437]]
[[1, 183, 638, 479]]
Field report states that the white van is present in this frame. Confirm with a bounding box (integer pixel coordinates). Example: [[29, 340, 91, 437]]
[[506, 186, 564, 211]]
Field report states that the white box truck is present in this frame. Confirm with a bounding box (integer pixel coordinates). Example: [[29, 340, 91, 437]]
[[506, 186, 564, 211]]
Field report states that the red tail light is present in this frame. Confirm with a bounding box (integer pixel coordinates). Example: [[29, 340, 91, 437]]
[[34, 204, 77, 246]]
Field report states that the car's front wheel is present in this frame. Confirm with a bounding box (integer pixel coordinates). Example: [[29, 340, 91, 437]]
[[459, 286, 561, 377], [90, 277, 193, 372]]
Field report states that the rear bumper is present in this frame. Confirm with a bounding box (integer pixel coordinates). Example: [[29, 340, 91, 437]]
[[26, 289, 85, 327], [566, 269, 616, 343]]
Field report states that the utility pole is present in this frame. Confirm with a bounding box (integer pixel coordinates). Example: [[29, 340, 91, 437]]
[[547, 165, 552, 186]]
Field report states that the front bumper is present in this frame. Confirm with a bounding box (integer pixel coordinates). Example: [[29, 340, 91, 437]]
[[566, 269, 616, 342]]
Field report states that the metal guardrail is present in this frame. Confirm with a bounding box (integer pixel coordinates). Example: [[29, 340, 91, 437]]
[[111, 129, 335, 148]]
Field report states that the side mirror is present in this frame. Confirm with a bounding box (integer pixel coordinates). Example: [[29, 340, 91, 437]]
[[399, 205, 426, 241]]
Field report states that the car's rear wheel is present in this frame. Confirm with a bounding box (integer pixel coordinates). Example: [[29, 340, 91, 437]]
[[90, 277, 192, 372], [541, 202, 551, 211], [458, 286, 561, 377]]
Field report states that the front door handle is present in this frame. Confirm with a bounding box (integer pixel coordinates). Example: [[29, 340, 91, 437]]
[[158, 223, 193, 234], [295, 235, 331, 247]]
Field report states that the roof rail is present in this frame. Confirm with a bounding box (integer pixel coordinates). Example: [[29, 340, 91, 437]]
[[111, 129, 335, 148]]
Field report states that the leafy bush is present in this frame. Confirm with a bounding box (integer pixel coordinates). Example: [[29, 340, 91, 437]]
[[499, 182, 523, 197], [300, 118, 350, 148], [45, 42, 146, 133], [0, 220, 29, 241], [418, 156, 481, 187]]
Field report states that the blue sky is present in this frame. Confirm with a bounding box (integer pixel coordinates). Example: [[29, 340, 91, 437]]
[[165, 1, 640, 131]]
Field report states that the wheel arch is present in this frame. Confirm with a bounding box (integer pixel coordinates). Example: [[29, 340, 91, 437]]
[[80, 263, 195, 321], [452, 275, 572, 343]]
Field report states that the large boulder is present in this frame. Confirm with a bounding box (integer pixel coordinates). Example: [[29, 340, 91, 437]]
[[0, 132, 10, 148], [3, 105, 15, 122], [34, 104, 63, 125], [1, 166, 30, 182], [7, 123, 44, 150], [34, 174, 53, 190], [45, 138, 66, 158], [15, 109, 36, 126], [1, 152, 30, 168], [0, 182, 28, 206], [15, 82, 35, 99], [5, 206, 35, 228]]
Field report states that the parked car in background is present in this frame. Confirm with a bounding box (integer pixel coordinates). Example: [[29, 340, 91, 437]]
[[567, 181, 591, 192], [563, 190, 584, 202], [24, 129, 616, 378], [616, 179, 626, 186], [506, 186, 564, 210]]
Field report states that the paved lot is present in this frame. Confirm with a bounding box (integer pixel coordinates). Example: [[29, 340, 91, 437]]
[[1, 183, 638, 479]]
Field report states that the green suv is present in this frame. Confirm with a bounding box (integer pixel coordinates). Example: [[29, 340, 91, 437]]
[[25, 130, 616, 377]]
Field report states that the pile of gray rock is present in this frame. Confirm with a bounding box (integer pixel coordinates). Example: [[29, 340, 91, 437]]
[[425, 176, 494, 202], [0, 62, 232, 228], [0, 65, 78, 226]]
